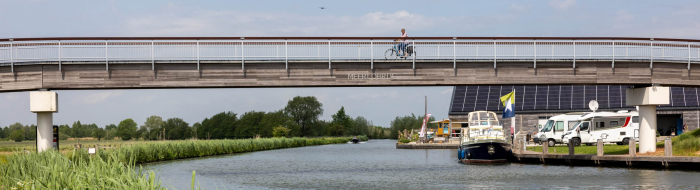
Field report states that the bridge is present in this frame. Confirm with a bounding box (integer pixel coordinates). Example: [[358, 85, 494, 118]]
[[2, 36, 698, 154], [1, 37, 700, 92]]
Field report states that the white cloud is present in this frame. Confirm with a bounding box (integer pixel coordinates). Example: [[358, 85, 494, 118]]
[[615, 10, 634, 21], [550, 0, 576, 10]]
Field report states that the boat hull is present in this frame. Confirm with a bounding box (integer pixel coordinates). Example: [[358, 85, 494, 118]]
[[459, 141, 511, 164]]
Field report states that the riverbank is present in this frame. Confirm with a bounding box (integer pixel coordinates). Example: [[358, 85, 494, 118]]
[[0, 136, 365, 189]]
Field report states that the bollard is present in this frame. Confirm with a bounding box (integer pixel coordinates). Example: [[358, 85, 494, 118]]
[[568, 139, 575, 156], [665, 138, 673, 157], [597, 139, 604, 156], [542, 140, 549, 155], [522, 138, 527, 151], [629, 139, 636, 157]]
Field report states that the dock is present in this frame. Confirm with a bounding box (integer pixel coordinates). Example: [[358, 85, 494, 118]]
[[396, 142, 459, 149]]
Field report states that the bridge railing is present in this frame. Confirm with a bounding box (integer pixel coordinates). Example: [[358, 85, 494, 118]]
[[1, 37, 699, 70]]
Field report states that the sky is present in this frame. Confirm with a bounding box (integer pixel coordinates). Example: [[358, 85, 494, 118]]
[[1, 0, 700, 128]]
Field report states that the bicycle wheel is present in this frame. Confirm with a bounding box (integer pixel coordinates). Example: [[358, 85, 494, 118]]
[[384, 49, 397, 60]]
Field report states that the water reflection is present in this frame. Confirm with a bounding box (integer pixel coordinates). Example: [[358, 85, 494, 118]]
[[147, 140, 700, 189]]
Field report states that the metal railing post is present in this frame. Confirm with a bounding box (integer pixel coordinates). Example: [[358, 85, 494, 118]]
[[412, 39, 415, 69], [196, 40, 200, 71], [453, 37, 456, 69], [285, 40, 288, 70], [370, 40, 373, 69], [573, 40, 576, 68], [328, 40, 331, 70], [650, 38, 654, 69], [612, 40, 615, 68], [241, 38, 244, 70], [105, 40, 109, 71], [151, 40, 154, 70], [533, 40, 536, 68], [493, 40, 497, 68], [58, 40, 62, 71], [689, 42, 692, 70], [9, 39, 12, 73]]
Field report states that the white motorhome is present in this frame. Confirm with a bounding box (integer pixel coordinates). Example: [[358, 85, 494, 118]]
[[537, 113, 585, 147], [562, 111, 639, 146]]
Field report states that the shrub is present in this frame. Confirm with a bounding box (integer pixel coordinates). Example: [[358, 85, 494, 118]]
[[59, 133, 70, 140], [272, 126, 292, 138], [10, 130, 24, 142], [399, 139, 411, 143]]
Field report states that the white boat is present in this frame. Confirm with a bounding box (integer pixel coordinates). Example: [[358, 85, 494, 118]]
[[457, 111, 511, 164]]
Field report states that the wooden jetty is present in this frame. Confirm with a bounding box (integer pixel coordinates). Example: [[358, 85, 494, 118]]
[[511, 139, 700, 169]]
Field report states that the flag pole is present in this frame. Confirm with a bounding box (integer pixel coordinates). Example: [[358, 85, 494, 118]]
[[512, 89, 516, 142]]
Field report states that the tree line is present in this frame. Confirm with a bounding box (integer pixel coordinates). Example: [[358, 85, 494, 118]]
[[389, 114, 437, 139], [1, 96, 391, 142]]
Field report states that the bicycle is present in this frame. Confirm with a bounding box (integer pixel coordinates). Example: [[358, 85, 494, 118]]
[[384, 43, 415, 59]]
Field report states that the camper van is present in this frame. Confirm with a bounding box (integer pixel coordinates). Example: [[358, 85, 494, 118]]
[[537, 113, 585, 147], [562, 111, 639, 146]]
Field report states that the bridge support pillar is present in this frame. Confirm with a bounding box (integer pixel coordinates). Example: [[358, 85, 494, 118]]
[[30, 91, 59, 153], [626, 86, 669, 153]]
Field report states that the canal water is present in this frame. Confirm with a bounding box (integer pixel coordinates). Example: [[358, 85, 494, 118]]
[[148, 140, 700, 189]]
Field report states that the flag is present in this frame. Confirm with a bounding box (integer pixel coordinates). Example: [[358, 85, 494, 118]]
[[500, 91, 516, 119], [419, 113, 432, 138]]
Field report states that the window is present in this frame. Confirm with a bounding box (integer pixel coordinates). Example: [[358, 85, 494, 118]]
[[597, 121, 605, 128], [568, 121, 578, 129], [542, 120, 554, 132], [610, 121, 619, 126], [580, 122, 590, 131], [555, 121, 565, 132], [632, 116, 639, 123]]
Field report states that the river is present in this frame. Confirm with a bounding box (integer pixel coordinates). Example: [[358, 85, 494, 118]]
[[147, 140, 700, 189]]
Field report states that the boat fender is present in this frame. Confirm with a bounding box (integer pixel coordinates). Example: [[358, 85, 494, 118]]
[[457, 149, 464, 160]]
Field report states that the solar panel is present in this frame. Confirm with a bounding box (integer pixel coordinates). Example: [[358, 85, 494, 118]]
[[572, 85, 585, 109], [451, 86, 466, 112], [514, 86, 525, 111], [559, 85, 572, 110], [670, 87, 686, 107], [463, 86, 479, 112], [474, 86, 490, 111], [608, 85, 622, 108], [522, 86, 537, 110], [584, 85, 597, 108], [684, 87, 699, 107], [487, 86, 502, 111], [597, 85, 610, 109], [547, 85, 561, 110], [534, 86, 549, 110]]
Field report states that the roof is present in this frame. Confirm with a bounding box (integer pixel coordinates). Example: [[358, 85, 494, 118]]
[[578, 111, 638, 120]]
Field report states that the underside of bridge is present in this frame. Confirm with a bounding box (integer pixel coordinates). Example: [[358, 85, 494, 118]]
[[1, 60, 700, 92]]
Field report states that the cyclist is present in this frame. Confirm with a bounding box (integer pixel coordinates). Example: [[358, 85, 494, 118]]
[[397, 28, 409, 57]]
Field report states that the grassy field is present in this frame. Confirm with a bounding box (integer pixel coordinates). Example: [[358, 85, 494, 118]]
[[0, 136, 366, 189], [0, 139, 155, 152]]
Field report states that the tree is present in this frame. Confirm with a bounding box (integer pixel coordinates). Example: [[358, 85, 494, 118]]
[[351, 116, 372, 136], [389, 114, 437, 139], [198, 112, 237, 139], [272, 125, 292, 138], [331, 106, 353, 136], [105, 128, 118, 140], [92, 128, 106, 141], [258, 110, 296, 138], [163, 118, 191, 140], [143, 116, 165, 140], [117, 119, 138, 140], [105, 124, 117, 131], [10, 129, 24, 142], [235, 111, 266, 139], [72, 121, 84, 138], [284, 96, 323, 137], [58, 124, 72, 138]]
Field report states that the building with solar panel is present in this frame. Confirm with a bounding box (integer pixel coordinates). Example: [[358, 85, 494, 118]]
[[448, 85, 700, 137]]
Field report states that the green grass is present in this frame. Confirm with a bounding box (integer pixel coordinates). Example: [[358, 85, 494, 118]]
[[527, 144, 634, 155], [0, 136, 365, 189], [672, 128, 700, 156]]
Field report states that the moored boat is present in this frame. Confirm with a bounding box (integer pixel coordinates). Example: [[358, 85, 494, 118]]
[[457, 111, 511, 164]]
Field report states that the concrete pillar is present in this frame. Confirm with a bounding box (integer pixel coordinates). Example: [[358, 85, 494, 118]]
[[639, 105, 657, 153], [626, 86, 669, 154], [30, 91, 58, 153], [36, 112, 53, 152], [629, 139, 636, 157]]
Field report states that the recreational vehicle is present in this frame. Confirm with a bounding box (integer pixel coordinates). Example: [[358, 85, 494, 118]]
[[563, 111, 639, 146], [537, 113, 585, 147]]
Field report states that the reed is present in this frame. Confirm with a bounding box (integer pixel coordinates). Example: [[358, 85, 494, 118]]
[[0, 136, 364, 189]]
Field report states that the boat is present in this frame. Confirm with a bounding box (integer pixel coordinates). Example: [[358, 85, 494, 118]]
[[351, 136, 360, 144], [457, 111, 512, 164]]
